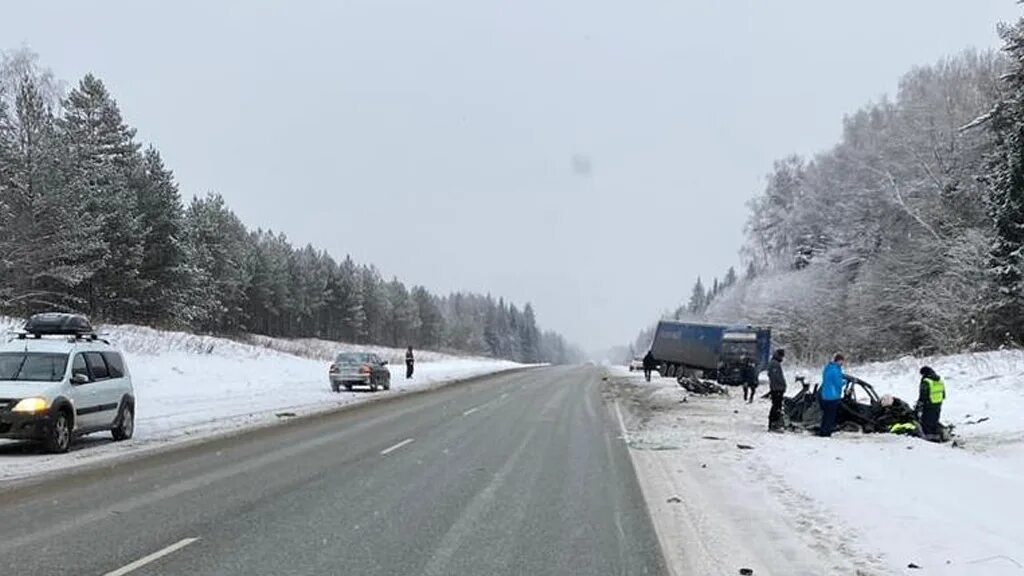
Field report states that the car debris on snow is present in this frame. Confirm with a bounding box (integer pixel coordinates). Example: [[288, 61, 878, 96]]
[[677, 375, 729, 395]]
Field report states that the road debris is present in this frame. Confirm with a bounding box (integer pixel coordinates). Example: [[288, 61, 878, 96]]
[[677, 375, 729, 395]]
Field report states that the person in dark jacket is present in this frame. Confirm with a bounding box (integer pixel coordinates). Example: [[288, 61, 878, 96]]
[[767, 349, 787, 431], [742, 356, 759, 403], [917, 366, 946, 439], [818, 353, 846, 437], [642, 350, 656, 382], [405, 346, 415, 379]]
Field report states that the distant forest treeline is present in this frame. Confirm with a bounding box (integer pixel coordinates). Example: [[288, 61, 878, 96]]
[[0, 49, 581, 364]]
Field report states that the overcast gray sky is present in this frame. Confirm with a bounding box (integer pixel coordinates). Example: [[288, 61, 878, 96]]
[[2, 1, 1018, 352]]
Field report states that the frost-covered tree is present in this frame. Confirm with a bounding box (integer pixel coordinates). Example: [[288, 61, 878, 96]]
[[983, 19, 1024, 343], [132, 147, 189, 325], [0, 72, 103, 313], [61, 74, 145, 319], [183, 193, 252, 332]]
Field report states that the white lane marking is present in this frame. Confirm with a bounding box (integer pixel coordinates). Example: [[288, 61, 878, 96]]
[[462, 407, 479, 416], [500, 392, 509, 400], [103, 537, 199, 576], [614, 400, 630, 444], [380, 438, 415, 455]]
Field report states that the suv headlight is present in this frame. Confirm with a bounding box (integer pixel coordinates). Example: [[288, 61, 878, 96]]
[[12, 398, 49, 413]]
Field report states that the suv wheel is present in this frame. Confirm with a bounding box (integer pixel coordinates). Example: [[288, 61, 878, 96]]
[[44, 409, 72, 453], [383, 377, 391, 391], [112, 403, 134, 441], [331, 382, 340, 393]]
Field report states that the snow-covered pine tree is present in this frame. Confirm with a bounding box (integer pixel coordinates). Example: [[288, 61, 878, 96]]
[[131, 146, 189, 325], [687, 277, 706, 315], [1, 73, 103, 314], [414, 286, 444, 349], [984, 18, 1024, 342], [182, 193, 252, 332], [61, 74, 145, 320]]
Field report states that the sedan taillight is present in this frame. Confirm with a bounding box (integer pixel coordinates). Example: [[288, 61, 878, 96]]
[[360, 364, 371, 375]]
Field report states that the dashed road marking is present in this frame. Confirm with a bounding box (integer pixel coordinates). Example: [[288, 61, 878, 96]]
[[462, 407, 479, 416], [380, 438, 415, 455], [103, 537, 199, 576]]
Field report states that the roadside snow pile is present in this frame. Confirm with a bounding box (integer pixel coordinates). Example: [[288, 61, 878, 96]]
[[242, 333, 453, 364], [612, 350, 1024, 576], [0, 317, 520, 482]]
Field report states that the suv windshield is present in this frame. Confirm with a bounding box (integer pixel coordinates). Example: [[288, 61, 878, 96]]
[[0, 352, 69, 382], [336, 353, 372, 364]]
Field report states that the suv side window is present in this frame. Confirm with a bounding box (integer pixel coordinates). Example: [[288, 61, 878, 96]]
[[84, 352, 110, 381], [102, 352, 125, 378], [72, 354, 90, 383]]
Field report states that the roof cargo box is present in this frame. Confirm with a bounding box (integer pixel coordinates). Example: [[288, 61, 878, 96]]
[[23, 313, 94, 336]]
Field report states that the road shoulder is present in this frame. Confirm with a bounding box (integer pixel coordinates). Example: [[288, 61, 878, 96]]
[[606, 370, 888, 576]]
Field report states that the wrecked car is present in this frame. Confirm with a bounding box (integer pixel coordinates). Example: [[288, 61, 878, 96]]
[[784, 374, 950, 442]]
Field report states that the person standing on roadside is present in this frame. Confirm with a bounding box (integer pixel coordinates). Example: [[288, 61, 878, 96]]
[[767, 348, 787, 432], [642, 350, 656, 382], [917, 366, 946, 440], [405, 346, 415, 379], [819, 353, 846, 437], [742, 356, 759, 403]]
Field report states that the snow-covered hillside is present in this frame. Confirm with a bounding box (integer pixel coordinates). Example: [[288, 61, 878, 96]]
[[0, 318, 521, 482], [614, 349, 1024, 576]]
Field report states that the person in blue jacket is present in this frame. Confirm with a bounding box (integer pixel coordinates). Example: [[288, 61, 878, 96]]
[[819, 353, 846, 437]]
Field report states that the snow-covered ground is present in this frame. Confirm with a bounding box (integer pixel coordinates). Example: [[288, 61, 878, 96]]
[[0, 318, 521, 483], [610, 350, 1024, 576]]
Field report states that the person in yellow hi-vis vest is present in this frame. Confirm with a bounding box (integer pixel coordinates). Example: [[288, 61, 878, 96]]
[[917, 366, 946, 439]]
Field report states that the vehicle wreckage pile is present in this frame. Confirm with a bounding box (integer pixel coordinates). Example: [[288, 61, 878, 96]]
[[671, 372, 952, 442], [784, 375, 953, 442], [677, 375, 730, 396]]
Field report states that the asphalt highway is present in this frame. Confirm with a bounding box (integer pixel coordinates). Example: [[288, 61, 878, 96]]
[[0, 366, 666, 576]]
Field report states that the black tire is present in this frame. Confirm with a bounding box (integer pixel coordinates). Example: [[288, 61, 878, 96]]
[[383, 376, 391, 391], [345, 383, 353, 391], [370, 379, 379, 392], [112, 402, 134, 441], [43, 409, 72, 453], [331, 382, 340, 393]]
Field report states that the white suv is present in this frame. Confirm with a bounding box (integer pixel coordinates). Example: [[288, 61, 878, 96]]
[[0, 314, 135, 453]]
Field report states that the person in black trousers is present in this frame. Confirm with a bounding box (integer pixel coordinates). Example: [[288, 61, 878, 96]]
[[405, 346, 415, 379], [767, 349, 787, 432], [917, 366, 946, 440], [642, 350, 656, 382], [742, 357, 759, 403]]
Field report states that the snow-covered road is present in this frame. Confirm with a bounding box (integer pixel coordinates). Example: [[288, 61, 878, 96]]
[[610, 351, 1024, 576]]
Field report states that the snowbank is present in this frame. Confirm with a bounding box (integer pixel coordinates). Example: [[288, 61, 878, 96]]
[[611, 349, 1024, 576], [0, 318, 520, 482]]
